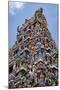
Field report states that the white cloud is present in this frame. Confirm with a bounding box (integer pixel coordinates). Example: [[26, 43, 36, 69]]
[[9, 2, 25, 15]]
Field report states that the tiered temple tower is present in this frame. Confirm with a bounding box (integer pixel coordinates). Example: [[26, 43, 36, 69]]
[[9, 8, 58, 88]]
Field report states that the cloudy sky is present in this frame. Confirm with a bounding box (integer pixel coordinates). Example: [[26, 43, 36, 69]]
[[8, 2, 58, 48], [9, 2, 25, 15]]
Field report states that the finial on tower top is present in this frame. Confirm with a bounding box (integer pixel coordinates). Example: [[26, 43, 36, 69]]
[[39, 8, 43, 14]]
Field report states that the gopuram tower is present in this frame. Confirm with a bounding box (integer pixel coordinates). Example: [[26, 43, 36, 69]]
[[9, 8, 58, 88]]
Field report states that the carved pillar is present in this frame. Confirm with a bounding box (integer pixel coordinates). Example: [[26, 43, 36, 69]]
[[13, 61, 16, 70]]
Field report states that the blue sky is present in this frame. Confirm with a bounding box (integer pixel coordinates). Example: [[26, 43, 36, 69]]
[[8, 2, 58, 48]]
